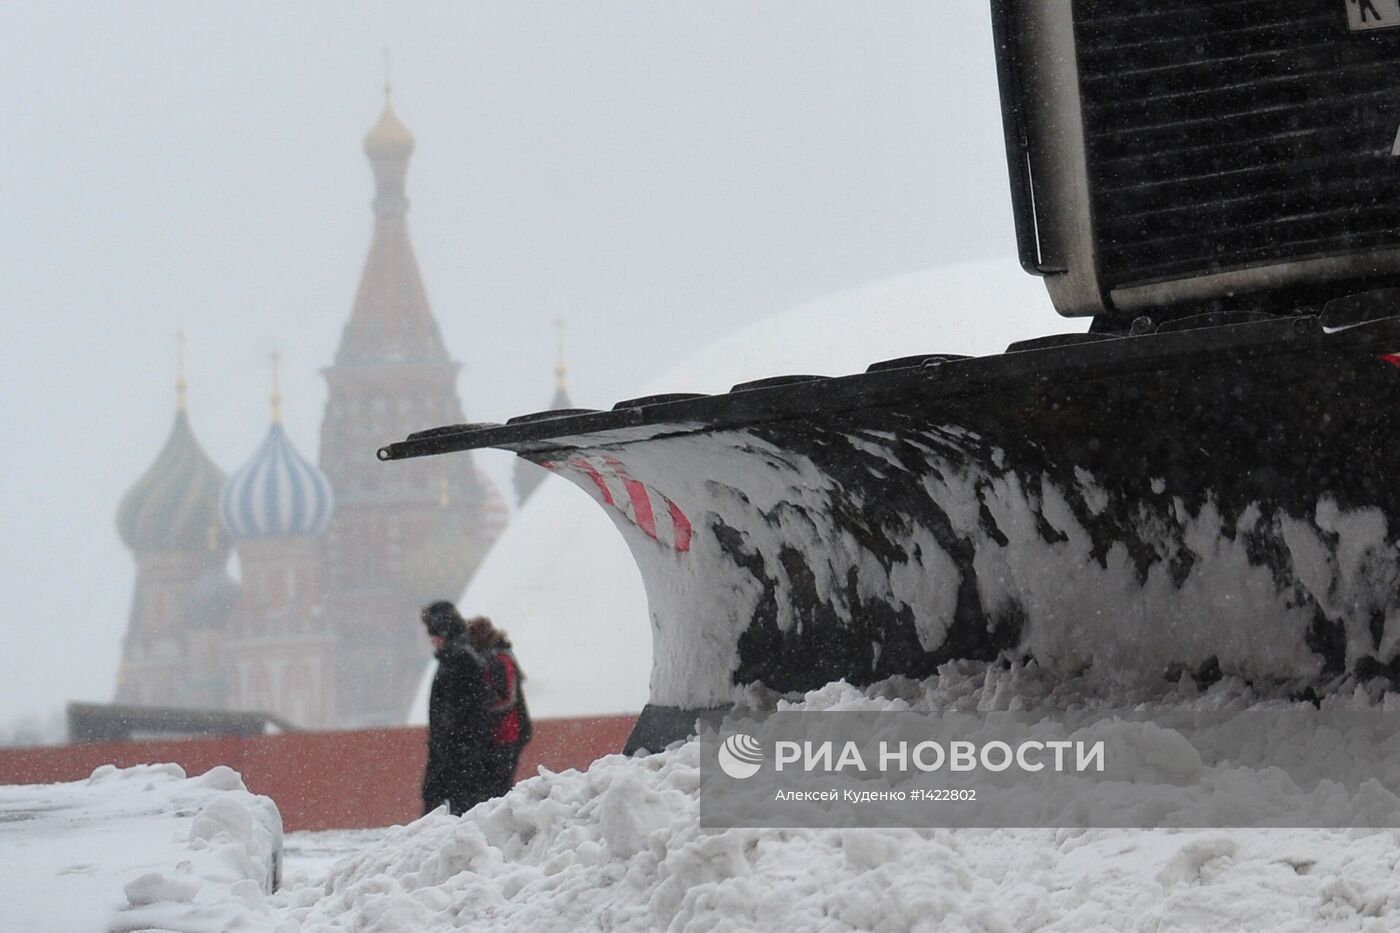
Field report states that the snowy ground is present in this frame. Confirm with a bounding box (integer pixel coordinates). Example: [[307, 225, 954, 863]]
[[282, 663, 1400, 932], [14, 663, 1400, 931], [278, 810, 1400, 932], [0, 762, 282, 932]]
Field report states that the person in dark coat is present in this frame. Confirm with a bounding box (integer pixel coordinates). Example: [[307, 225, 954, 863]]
[[420, 601, 495, 816], [466, 616, 533, 798]]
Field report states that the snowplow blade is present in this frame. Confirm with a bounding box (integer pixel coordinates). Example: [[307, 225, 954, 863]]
[[381, 307, 1400, 749]]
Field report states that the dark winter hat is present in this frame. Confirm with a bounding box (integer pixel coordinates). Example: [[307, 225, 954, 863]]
[[422, 601, 465, 638], [465, 615, 495, 646]]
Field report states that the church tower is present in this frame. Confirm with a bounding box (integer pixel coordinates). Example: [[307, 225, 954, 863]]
[[219, 359, 338, 728], [319, 88, 506, 726], [114, 350, 235, 709]]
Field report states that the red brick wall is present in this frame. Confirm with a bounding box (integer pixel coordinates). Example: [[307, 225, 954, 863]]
[[0, 716, 636, 832]]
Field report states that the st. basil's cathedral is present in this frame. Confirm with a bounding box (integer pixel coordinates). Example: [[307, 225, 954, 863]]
[[110, 93, 562, 729]]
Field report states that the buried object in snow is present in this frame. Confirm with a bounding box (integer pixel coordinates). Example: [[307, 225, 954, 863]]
[[380, 3, 1400, 749]]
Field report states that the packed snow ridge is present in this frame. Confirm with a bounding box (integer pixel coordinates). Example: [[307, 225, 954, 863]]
[[277, 662, 1400, 932], [0, 762, 281, 933]]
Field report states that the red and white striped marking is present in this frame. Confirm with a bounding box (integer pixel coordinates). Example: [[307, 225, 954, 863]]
[[1380, 353, 1400, 368], [543, 456, 693, 552]]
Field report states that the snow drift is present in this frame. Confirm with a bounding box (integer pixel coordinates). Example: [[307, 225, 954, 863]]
[[0, 763, 282, 933], [290, 664, 1400, 932]]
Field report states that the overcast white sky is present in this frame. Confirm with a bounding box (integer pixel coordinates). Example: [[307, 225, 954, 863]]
[[0, 1, 1026, 732]]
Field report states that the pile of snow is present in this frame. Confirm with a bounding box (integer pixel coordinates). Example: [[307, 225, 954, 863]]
[[413, 259, 1057, 721], [0, 763, 283, 932], [293, 664, 1400, 931]]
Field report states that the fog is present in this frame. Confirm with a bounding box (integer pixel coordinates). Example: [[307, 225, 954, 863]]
[[0, 1, 1021, 734]]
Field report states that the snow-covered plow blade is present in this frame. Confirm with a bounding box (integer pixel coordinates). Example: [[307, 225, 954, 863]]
[[381, 303, 1400, 747], [383, 2, 1400, 749]]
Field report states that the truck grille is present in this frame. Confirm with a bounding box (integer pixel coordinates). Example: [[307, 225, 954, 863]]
[[1074, 0, 1400, 290]]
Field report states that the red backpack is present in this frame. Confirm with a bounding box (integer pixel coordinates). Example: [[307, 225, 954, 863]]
[[484, 649, 532, 747]]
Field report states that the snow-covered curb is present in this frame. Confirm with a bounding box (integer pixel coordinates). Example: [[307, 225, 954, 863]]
[[0, 762, 283, 932]]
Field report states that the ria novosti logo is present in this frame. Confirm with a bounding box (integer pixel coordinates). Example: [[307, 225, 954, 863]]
[[716, 732, 1108, 780], [718, 733, 764, 779]]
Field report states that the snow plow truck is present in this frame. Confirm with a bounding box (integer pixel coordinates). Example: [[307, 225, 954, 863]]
[[380, 1, 1400, 752]]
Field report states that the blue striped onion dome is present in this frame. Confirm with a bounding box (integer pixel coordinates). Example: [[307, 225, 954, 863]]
[[219, 422, 334, 539], [117, 410, 228, 554]]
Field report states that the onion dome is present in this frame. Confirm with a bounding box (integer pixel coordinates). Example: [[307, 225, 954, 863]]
[[220, 363, 334, 539], [220, 422, 335, 539], [363, 95, 415, 160], [117, 409, 228, 554]]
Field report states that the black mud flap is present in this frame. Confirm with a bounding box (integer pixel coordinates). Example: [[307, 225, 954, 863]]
[[382, 312, 1400, 713], [624, 704, 729, 756]]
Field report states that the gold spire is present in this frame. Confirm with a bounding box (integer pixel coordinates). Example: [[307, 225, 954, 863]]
[[554, 318, 567, 390], [175, 330, 188, 411], [363, 53, 415, 159], [270, 351, 283, 423]]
